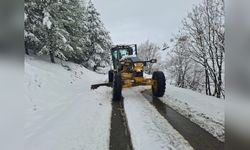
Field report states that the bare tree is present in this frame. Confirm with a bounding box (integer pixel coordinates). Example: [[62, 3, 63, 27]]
[[181, 0, 225, 98], [168, 35, 191, 88], [167, 34, 205, 91], [138, 40, 160, 74]]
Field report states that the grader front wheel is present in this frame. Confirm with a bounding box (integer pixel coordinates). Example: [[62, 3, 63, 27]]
[[112, 73, 122, 101], [108, 70, 114, 83], [152, 71, 166, 97]]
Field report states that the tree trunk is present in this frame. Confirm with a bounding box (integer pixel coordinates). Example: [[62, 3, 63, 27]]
[[216, 46, 224, 98], [25, 48, 29, 55], [204, 59, 211, 96], [49, 50, 55, 63], [217, 72, 222, 98], [177, 73, 181, 87], [213, 78, 218, 96], [207, 73, 211, 95], [205, 68, 211, 96], [217, 63, 223, 98]]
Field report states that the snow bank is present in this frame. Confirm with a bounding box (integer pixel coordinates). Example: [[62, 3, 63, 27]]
[[25, 56, 112, 150], [160, 85, 225, 142]]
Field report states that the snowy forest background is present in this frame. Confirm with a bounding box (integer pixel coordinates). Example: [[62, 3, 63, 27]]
[[24, 0, 225, 98], [25, 0, 112, 68]]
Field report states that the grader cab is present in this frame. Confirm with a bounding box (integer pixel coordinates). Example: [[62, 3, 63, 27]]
[[91, 44, 166, 101]]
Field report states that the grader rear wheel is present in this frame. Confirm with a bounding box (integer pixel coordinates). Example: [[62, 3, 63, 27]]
[[152, 71, 166, 97]]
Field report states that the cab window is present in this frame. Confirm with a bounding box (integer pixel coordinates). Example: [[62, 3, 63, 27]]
[[112, 49, 130, 60]]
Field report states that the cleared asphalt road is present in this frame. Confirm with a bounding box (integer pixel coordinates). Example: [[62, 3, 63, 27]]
[[142, 90, 224, 150]]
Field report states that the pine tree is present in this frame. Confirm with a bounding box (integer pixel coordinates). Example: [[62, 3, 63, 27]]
[[24, 0, 113, 66], [39, 1, 71, 62], [62, 0, 89, 63], [39, 0, 89, 63], [85, 0, 112, 69], [24, 0, 45, 55]]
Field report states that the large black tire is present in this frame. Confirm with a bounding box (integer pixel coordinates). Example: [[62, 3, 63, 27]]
[[112, 73, 122, 101], [152, 71, 166, 97], [108, 70, 113, 83]]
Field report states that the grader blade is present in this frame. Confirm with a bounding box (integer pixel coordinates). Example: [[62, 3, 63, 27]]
[[91, 82, 112, 90]]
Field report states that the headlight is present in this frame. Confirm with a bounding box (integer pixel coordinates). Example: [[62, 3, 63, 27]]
[[134, 63, 144, 72]]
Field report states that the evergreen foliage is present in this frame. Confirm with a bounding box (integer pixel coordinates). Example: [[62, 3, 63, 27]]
[[25, 0, 112, 68]]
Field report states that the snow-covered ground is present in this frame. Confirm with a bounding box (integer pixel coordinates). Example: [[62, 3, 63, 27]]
[[25, 56, 194, 150], [25, 55, 223, 149], [123, 88, 193, 150], [160, 85, 225, 142], [25, 56, 112, 150]]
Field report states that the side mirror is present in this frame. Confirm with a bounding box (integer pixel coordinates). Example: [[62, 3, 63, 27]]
[[150, 59, 157, 63]]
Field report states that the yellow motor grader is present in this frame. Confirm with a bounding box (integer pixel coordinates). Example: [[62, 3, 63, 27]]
[[91, 44, 166, 101]]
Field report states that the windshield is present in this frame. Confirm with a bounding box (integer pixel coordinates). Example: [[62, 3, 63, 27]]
[[112, 49, 130, 60]]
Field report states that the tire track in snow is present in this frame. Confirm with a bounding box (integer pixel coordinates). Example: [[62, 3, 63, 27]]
[[109, 99, 133, 150]]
